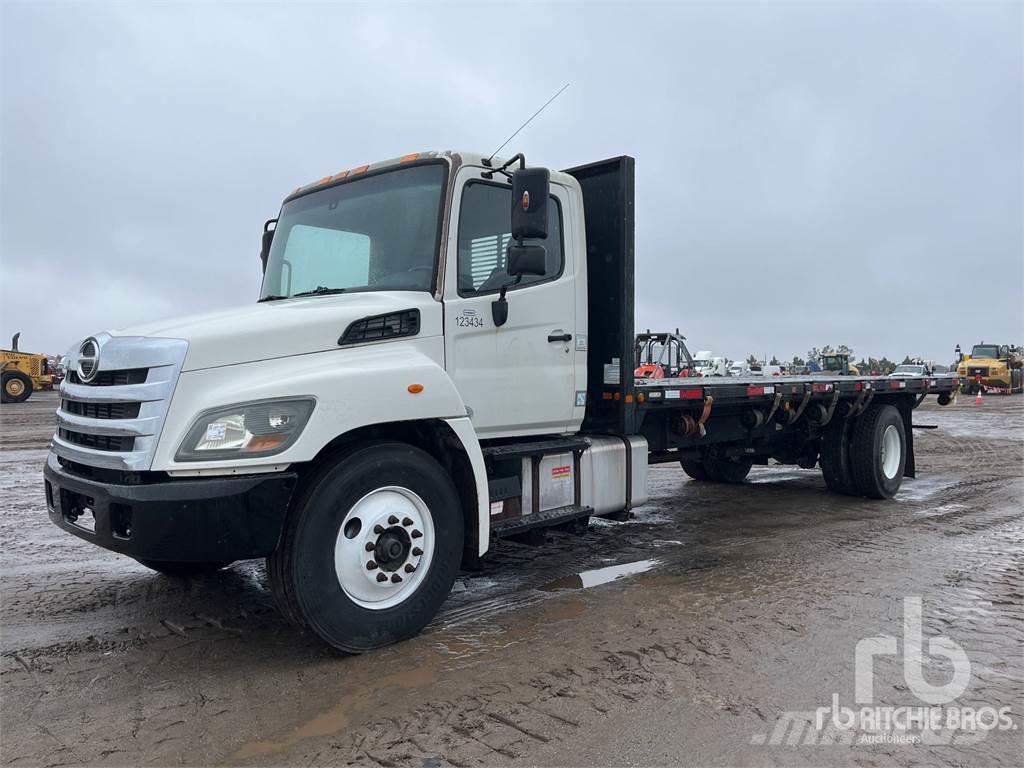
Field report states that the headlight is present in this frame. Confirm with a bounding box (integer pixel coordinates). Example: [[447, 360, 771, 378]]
[[175, 398, 316, 461]]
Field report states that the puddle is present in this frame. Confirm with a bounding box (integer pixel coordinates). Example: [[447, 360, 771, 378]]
[[539, 558, 661, 591], [895, 476, 951, 502]]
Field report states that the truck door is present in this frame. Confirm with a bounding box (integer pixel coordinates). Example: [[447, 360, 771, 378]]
[[443, 168, 577, 438]]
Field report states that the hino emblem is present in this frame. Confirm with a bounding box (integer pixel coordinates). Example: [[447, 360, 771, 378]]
[[77, 337, 100, 383]]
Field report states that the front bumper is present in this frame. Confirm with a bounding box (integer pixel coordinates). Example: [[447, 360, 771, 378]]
[[44, 453, 297, 562]]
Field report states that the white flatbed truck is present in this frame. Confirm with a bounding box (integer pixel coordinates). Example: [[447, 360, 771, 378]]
[[45, 152, 962, 651]]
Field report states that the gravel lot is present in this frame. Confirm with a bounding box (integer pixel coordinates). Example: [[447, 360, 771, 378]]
[[2, 390, 1022, 767]]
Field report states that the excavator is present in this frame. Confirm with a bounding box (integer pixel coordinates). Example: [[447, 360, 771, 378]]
[[1, 333, 54, 403]]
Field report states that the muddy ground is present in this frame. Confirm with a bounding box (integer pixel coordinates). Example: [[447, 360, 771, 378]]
[[1, 391, 1022, 767]]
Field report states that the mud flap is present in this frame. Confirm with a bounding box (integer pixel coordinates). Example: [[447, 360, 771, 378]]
[[897, 398, 916, 478]]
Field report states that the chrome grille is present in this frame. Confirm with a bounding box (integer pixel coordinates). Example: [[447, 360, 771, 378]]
[[67, 368, 148, 386], [62, 399, 141, 420], [53, 333, 188, 471], [58, 428, 135, 452]]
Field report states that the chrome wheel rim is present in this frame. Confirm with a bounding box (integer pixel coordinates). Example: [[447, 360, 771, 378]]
[[880, 424, 901, 480], [334, 486, 434, 610]]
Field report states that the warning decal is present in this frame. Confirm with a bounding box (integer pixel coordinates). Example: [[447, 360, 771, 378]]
[[551, 465, 572, 480]]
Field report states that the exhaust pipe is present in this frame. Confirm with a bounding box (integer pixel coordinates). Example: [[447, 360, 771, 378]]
[[11, 332, 19, 352]]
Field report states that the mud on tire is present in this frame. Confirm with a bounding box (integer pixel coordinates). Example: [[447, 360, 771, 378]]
[[850, 404, 906, 499], [267, 442, 463, 653]]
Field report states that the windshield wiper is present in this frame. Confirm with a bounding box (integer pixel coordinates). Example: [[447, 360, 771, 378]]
[[258, 295, 288, 302], [292, 286, 348, 298]]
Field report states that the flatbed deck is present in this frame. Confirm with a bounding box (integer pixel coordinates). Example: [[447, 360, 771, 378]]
[[633, 373, 960, 408]]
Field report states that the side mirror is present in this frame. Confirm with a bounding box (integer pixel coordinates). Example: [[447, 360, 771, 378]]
[[510, 167, 549, 240], [260, 219, 277, 272], [507, 244, 547, 277]]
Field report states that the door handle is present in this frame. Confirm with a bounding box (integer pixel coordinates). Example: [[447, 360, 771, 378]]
[[548, 332, 572, 343]]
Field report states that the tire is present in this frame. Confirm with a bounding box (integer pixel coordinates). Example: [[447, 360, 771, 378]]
[[850, 404, 906, 499], [267, 442, 463, 653], [680, 458, 710, 481], [1, 370, 33, 403], [703, 456, 752, 483], [819, 417, 856, 495], [1012, 369, 1022, 393], [136, 559, 233, 577]]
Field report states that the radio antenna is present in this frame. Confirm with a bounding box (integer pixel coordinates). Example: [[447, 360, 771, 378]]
[[487, 82, 570, 164]]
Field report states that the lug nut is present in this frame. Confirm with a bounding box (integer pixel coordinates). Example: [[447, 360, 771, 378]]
[[373, 524, 385, 534], [411, 529, 423, 539], [404, 564, 416, 573], [376, 573, 388, 582], [366, 561, 378, 570], [364, 542, 375, 552], [391, 574, 403, 584], [388, 515, 399, 525], [402, 517, 413, 526], [412, 547, 423, 556]]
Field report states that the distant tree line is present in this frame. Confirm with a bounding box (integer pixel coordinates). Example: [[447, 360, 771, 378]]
[[735, 344, 957, 375]]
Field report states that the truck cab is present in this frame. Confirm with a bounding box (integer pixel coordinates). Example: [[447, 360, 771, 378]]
[[45, 152, 647, 651]]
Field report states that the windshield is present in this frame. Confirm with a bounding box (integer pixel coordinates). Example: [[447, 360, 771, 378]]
[[971, 345, 1000, 359], [821, 355, 846, 371], [260, 163, 447, 299]]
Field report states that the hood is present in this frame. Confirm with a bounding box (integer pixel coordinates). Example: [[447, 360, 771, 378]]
[[110, 292, 441, 371]]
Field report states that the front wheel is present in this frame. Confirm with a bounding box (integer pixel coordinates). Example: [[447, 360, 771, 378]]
[[2, 370, 33, 403], [268, 442, 463, 653]]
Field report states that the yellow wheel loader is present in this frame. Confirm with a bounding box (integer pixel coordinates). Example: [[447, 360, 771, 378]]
[[1, 333, 54, 403]]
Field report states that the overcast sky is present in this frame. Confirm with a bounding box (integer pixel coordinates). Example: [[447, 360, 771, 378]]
[[2, 1, 1021, 365]]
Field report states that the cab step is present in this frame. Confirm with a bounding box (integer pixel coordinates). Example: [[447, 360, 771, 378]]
[[491, 504, 594, 538]]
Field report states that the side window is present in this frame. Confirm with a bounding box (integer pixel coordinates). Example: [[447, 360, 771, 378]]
[[282, 225, 370, 295], [457, 182, 563, 295]]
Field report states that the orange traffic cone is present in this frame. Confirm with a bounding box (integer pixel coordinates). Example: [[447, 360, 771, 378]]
[[975, 380, 984, 405]]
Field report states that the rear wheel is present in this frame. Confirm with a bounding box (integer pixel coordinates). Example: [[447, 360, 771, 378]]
[[136, 559, 233, 577], [850, 404, 906, 499], [680, 459, 710, 481], [1, 370, 33, 403], [704, 456, 752, 483], [819, 417, 856, 495], [268, 442, 463, 653]]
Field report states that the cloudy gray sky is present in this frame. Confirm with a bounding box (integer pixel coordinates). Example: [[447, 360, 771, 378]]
[[2, 1, 1021, 365]]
